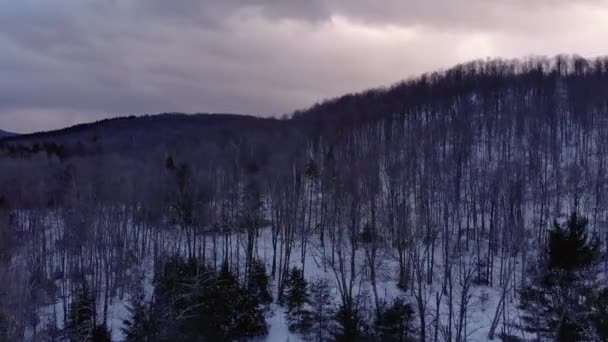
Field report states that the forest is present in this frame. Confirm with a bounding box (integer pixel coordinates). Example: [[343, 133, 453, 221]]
[[1, 55, 608, 341]]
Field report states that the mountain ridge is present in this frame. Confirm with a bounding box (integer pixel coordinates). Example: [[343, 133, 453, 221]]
[[0, 129, 17, 138], [2, 54, 607, 160], [5, 55, 601, 144], [0, 112, 260, 143]]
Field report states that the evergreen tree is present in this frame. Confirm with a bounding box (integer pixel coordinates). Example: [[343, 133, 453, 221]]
[[165, 156, 175, 170], [122, 278, 159, 342], [589, 287, 608, 341], [212, 263, 268, 339], [65, 284, 96, 342], [519, 212, 601, 341], [333, 303, 365, 342], [200, 263, 268, 340], [152, 258, 267, 341], [375, 298, 415, 342], [40, 320, 61, 342], [91, 324, 112, 342], [230, 286, 268, 339], [0, 312, 7, 342], [249, 259, 273, 305], [309, 278, 334, 342], [547, 213, 599, 272], [284, 267, 312, 334]]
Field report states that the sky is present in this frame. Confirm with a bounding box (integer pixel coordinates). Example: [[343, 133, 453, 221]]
[[1, 0, 608, 133]]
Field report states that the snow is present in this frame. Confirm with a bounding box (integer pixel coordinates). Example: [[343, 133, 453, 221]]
[[32, 220, 536, 341], [265, 304, 299, 342]]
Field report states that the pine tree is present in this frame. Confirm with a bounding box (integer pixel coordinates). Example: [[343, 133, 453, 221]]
[[519, 212, 601, 340], [284, 267, 312, 334], [40, 320, 61, 342], [165, 156, 175, 170], [230, 286, 268, 339], [91, 324, 112, 342], [65, 284, 96, 342], [547, 213, 599, 272], [589, 287, 608, 341], [333, 303, 364, 342], [156, 259, 268, 341], [249, 259, 273, 305], [309, 278, 334, 342], [0, 312, 8, 342], [214, 263, 241, 337], [122, 278, 159, 342], [204, 263, 267, 340], [375, 298, 415, 342]]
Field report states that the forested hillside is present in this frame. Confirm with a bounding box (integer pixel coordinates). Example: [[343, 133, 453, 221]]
[[1, 55, 608, 341], [0, 130, 16, 138]]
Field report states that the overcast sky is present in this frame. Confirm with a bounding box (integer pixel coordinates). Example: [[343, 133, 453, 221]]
[[1, 0, 607, 133]]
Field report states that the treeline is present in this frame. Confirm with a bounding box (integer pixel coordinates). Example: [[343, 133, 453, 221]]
[[0, 113, 294, 161], [0, 142, 66, 159], [1, 55, 608, 341]]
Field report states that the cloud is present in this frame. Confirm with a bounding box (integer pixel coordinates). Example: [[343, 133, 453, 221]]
[[0, 0, 607, 133], [130, 0, 603, 33]]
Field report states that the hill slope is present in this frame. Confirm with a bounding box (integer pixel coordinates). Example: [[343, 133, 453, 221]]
[[0, 112, 296, 159], [2, 55, 608, 341], [0, 129, 16, 138]]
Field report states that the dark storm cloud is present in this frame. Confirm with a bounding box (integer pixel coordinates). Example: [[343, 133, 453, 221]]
[[134, 0, 601, 32], [138, 0, 330, 25], [0, 0, 606, 133]]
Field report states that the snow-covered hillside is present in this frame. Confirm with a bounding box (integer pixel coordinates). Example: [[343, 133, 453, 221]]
[[2, 56, 608, 341]]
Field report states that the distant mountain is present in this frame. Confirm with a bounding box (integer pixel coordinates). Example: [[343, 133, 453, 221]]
[[3, 55, 608, 163], [0, 129, 16, 138], [0, 112, 297, 160], [0, 113, 266, 142]]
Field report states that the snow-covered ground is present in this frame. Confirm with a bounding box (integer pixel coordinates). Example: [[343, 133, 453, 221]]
[[30, 219, 537, 342]]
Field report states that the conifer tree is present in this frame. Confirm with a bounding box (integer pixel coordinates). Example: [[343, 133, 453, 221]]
[[151, 259, 267, 341], [333, 303, 364, 342], [249, 259, 273, 305], [0, 312, 8, 342], [309, 278, 334, 342], [519, 212, 601, 340], [375, 298, 415, 342], [589, 287, 608, 341], [547, 213, 599, 272], [91, 324, 112, 342], [40, 320, 61, 342], [205, 263, 268, 340], [284, 267, 312, 333], [65, 284, 96, 342], [122, 277, 158, 342], [230, 286, 268, 339]]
